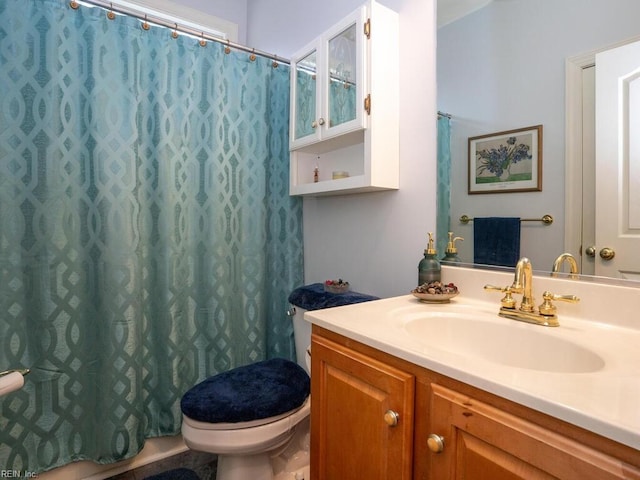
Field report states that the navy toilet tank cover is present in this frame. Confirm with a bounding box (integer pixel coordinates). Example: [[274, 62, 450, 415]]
[[181, 357, 310, 424], [288, 283, 379, 311]]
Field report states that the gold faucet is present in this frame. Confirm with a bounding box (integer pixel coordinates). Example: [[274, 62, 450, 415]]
[[551, 253, 579, 278], [485, 257, 579, 327]]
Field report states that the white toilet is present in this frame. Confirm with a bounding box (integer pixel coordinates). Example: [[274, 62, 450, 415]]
[[181, 284, 376, 480], [181, 303, 312, 480]]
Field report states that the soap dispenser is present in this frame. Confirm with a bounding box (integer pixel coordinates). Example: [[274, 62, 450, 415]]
[[441, 232, 464, 265], [418, 232, 441, 286]]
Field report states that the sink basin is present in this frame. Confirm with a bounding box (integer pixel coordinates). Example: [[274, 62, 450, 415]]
[[403, 313, 605, 373]]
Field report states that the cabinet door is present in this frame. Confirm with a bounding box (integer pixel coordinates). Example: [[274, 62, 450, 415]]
[[291, 44, 322, 146], [428, 383, 638, 480], [322, 6, 367, 141], [311, 334, 415, 480], [290, 6, 367, 151]]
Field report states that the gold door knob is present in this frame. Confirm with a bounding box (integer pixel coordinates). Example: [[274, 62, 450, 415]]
[[383, 410, 399, 427], [427, 434, 445, 453], [599, 247, 615, 260], [585, 246, 596, 257]]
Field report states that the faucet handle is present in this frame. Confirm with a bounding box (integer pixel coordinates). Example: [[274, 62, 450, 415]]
[[484, 284, 517, 309], [538, 291, 580, 316]]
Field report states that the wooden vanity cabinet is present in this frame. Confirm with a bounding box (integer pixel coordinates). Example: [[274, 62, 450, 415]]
[[311, 326, 640, 480], [428, 382, 640, 479], [310, 332, 415, 480]]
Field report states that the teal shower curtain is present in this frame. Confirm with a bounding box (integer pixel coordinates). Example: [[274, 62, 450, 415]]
[[0, 0, 302, 473], [436, 114, 452, 256]]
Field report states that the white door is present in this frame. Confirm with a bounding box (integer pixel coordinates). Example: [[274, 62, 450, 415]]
[[595, 40, 640, 280], [581, 65, 596, 276]]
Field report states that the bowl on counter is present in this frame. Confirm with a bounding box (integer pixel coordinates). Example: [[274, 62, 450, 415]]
[[411, 291, 459, 303], [411, 281, 459, 303]]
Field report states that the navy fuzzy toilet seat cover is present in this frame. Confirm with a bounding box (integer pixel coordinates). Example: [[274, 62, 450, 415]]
[[181, 358, 310, 424]]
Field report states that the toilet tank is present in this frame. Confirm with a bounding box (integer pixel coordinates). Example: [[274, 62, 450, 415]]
[[288, 283, 379, 374], [288, 306, 312, 374]]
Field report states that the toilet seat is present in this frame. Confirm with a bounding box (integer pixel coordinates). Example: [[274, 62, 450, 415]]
[[180, 358, 311, 457], [182, 397, 311, 455], [180, 357, 310, 425], [182, 397, 310, 431]]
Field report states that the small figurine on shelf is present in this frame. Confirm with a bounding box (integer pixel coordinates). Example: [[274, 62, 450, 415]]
[[313, 165, 319, 183]]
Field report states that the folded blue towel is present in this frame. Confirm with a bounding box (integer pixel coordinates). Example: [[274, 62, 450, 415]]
[[473, 217, 521, 267]]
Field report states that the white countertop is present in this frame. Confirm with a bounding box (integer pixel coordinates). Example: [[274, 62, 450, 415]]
[[305, 271, 640, 451]]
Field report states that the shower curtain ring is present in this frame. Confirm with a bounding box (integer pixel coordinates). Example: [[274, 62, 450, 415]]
[[249, 48, 257, 62], [224, 40, 231, 55], [107, 3, 116, 20], [69, 1, 79, 10], [199, 33, 207, 47], [141, 15, 150, 30], [171, 23, 179, 39]]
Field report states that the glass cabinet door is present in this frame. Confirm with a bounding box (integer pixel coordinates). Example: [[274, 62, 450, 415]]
[[327, 23, 358, 130], [293, 49, 319, 143], [289, 6, 366, 150]]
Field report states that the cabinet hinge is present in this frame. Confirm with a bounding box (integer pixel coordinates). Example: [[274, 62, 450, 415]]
[[364, 18, 371, 39], [364, 94, 371, 115]]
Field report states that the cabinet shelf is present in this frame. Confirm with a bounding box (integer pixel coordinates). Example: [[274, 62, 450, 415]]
[[290, 175, 370, 196]]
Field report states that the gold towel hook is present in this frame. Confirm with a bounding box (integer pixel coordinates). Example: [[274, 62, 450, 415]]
[[107, 3, 116, 20], [141, 14, 150, 30], [69, 1, 79, 10], [171, 23, 179, 39], [199, 32, 207, 47]]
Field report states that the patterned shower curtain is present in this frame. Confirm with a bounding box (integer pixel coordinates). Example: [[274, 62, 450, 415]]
[[0, 0, 303, 473], [436, 114, 452, 256]]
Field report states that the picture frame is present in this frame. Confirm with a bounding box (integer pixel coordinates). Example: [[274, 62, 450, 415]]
[[468, 125, 542, 194]]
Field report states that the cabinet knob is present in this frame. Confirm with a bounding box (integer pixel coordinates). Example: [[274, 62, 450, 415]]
[[427, 433, 445, 453], [318, 117, 326, 126], [383, 409, 399, 427], [311, 120, 318, 129]]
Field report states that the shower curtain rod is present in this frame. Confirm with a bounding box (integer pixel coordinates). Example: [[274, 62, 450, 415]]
[[438, 111, 452, 119], [69, 0, 290, 65]]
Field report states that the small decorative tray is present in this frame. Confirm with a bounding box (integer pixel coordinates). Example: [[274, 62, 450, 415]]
[[411, 281, 459, 303], [411, 291, 459, 303]]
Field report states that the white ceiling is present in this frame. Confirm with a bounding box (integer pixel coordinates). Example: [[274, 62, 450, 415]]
[[437, 0, 493, 28]]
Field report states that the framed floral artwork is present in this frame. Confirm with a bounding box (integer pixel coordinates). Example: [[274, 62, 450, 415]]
[[468, 125, 542, 194]]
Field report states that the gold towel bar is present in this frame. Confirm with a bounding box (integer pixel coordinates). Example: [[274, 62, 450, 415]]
[[459, 214, 553, 225]]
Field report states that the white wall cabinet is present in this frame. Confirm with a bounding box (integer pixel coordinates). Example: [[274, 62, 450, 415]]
[[289, 0, 399, 196]]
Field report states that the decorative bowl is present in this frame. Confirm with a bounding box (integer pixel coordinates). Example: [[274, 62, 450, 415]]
[[324, 281, 350, 294], [411, 291, 459, 303]]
